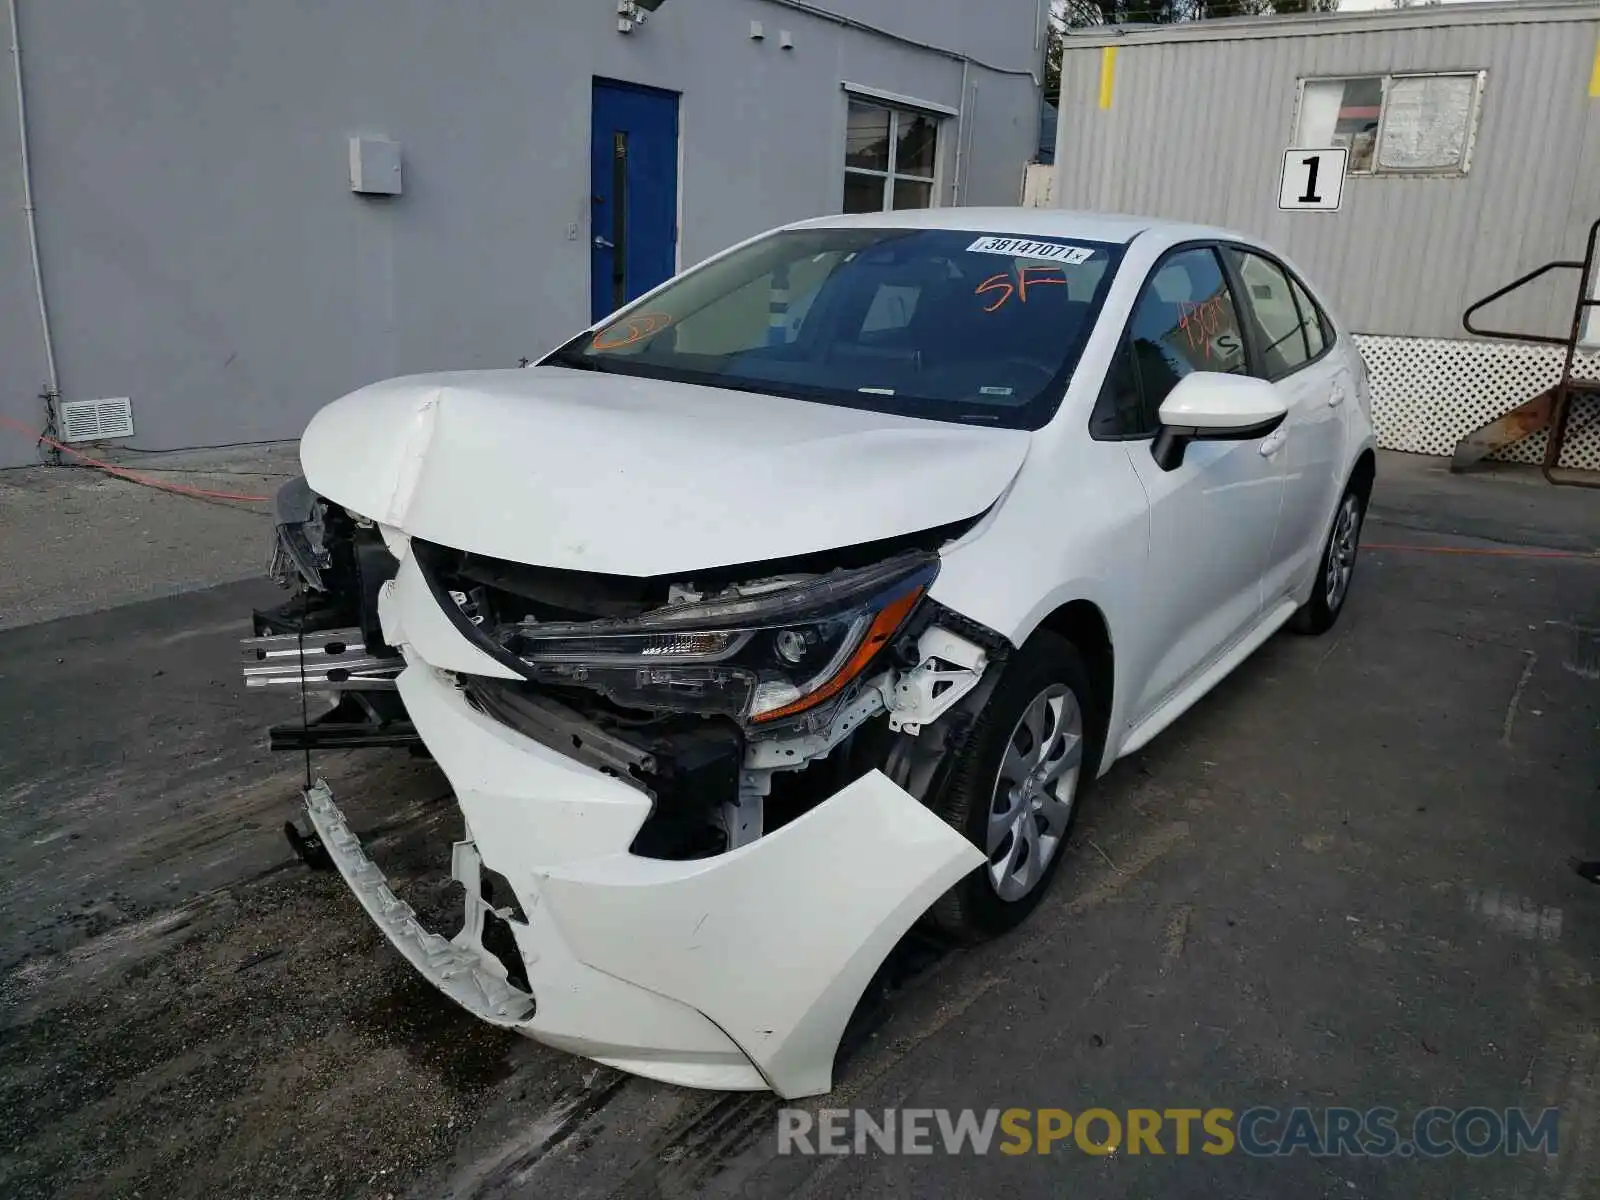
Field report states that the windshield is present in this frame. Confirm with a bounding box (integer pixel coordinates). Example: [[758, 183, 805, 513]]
[[544, 227, 1126, 429]]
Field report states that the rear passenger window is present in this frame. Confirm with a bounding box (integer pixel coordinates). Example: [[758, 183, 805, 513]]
[[1226, 249, 1311, 378], [1289, 275, 1328, 358]]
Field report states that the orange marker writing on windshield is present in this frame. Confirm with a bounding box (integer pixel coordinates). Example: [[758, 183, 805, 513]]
[[975, 265, 1067, 312]]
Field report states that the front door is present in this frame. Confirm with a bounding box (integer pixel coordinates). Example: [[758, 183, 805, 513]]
[[1110, 246, 1289, 722], [590, 79, 679, 324]]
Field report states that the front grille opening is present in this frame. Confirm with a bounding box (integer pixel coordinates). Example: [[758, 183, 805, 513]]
[[476, 883, 534, 998], [480, 866, 528, 923]]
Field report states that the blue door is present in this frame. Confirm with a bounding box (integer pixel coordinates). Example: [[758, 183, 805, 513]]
[[590, 79, 679, 323]]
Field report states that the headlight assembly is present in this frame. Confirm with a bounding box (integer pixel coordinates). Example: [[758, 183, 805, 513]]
[[498, 553, 938, 726], [270, 477, 331, 590]]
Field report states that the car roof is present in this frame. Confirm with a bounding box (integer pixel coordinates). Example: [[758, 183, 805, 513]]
[[785, 206, 1254, 249]]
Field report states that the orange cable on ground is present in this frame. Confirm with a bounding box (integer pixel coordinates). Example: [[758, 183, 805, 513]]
[[0, 413, 272, 503]]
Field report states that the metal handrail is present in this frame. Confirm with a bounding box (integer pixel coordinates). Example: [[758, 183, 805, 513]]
[[1460, 215, 1600, 487], [1462, 260, 1584, 346]]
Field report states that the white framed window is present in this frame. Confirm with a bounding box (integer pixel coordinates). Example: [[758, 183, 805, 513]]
[[842, 99, 940, 212], [1293, 71, 1484, 176]]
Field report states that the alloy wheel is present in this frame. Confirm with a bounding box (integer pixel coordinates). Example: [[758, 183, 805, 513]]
[[1325, 492, 1363, 613], [987, 683, 1083, 902]]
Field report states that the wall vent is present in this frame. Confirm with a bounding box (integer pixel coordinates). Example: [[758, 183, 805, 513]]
[[57, 397, 135, 444]]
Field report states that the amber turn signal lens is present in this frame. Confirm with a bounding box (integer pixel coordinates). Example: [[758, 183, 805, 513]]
[[751, 585, 925, 723]]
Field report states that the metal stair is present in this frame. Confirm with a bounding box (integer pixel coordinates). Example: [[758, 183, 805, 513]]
[[1458, 215, 1600, 488]]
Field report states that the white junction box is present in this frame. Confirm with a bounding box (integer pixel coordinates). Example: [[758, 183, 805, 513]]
[[58, 397, 134, 443], [349, 137, 402, 195]]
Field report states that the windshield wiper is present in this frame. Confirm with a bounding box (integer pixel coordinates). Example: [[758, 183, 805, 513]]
[[546, 354, 604, 372]]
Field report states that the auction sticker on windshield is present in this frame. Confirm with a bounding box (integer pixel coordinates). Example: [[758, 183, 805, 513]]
[[965, 236, 1096, 265]]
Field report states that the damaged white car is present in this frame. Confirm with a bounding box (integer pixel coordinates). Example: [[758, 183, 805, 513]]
[[283, 209, 1376, 1099]]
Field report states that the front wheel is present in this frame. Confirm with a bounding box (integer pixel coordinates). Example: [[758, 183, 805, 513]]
[[1290, 486, 1365, 635], [927, 632, 1097, 943]]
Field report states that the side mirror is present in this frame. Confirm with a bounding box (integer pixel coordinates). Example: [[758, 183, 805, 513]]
[[1151, 373, 1288, 472]]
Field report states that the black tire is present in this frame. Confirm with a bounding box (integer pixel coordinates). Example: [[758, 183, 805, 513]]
[[1290, 483, 1366, 636], [928, 631, 1099, 943]]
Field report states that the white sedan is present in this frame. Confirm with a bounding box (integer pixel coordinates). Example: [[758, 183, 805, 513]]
[[294, 208, 1376, 1100]]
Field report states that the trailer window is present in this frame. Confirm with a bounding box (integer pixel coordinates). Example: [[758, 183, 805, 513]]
[[1377, 75, 1479, 171], [1295, 72, 1483, 176], [1296, 77, 1383, 172]]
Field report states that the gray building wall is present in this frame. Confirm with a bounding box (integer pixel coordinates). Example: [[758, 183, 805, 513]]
[[0, 0, 1045, 468], [1052, 2, 1600, 343]]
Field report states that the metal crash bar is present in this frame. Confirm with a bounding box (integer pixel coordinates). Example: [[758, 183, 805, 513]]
[[241, 627, 402, 691]]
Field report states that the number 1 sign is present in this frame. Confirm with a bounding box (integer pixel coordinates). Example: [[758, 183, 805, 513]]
[[1278, 147, 1348, 213]]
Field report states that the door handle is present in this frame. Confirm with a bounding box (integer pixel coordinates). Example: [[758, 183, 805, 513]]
[[1329, 385, 1345, 407], [593, 235, 615, 250], [1259, 429, 1287, 457]]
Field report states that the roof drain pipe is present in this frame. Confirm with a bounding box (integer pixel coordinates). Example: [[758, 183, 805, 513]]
[[963, 81, 979, 206], [952, 57, 969, 206], [7, 0, 62, 461]]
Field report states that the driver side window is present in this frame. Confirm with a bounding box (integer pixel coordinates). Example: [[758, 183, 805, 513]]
[[1092, 246, 1247, 438]]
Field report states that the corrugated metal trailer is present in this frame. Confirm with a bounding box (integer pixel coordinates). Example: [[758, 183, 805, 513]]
[[1052, 1, 1600, 474]]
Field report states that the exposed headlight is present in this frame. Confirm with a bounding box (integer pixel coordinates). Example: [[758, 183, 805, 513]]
[[500, 553, 938, 725], [270, 477, 330, 590]]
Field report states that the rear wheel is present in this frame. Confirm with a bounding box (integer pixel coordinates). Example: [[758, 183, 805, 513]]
[[1290, 485, 1365, 635], [928, 632, 1097, 942]]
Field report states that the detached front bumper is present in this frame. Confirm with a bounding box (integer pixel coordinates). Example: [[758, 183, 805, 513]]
[[314, 643, 982, 1098]]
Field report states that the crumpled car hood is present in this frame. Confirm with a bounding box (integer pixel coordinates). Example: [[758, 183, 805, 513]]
[[300, 367, 1031, 576]]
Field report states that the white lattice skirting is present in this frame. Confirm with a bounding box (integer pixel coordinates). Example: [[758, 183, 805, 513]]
[[1352, 335, 1600, 471]]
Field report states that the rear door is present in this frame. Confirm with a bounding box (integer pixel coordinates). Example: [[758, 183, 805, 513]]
[[1097, 245, 1289, 723], [1222, 247, 1347, 604]]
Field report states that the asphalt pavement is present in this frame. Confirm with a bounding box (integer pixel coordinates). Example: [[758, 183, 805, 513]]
[[0, 451, 1596, 1199]]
